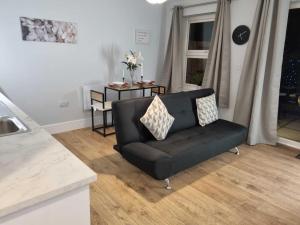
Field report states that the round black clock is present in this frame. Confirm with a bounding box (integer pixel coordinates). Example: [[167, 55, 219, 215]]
[[232, 25, 250, 45]]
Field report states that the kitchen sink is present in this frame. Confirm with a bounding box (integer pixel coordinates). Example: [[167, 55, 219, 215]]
[[0, 101, 29, 137], [0, 116, 28, 136]]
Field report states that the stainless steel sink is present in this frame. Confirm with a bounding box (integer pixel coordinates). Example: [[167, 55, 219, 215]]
[[0, 101, 29, 137]]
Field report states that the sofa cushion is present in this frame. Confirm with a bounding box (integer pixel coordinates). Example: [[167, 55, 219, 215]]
[[145, 119, 247, 174], [112, 91, 201, 149], [160, 93, 197, 134], [184, 89, 215, 124], [112, 97, 154, 149], [196, 94, 218, 126], [140, 96, 174, 140]]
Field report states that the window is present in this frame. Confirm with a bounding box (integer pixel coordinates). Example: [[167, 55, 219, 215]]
[[278, 7, 300, 143], [184, 15, 214, 89]]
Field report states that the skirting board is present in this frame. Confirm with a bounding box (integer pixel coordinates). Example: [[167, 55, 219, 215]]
[[42, 115, 102, 134], [278, 137, 300, 150], [42, 118, 91, 134]]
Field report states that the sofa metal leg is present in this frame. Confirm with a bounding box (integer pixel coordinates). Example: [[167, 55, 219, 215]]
[[234, 147, 240, 155], [164, 178, 172, 190], [229, 147, 240, 155]]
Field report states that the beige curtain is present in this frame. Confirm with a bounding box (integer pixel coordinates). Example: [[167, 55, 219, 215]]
[[202, 0, 231, 108], [233, 0, 290, 145], [161, 6, 186, 93]]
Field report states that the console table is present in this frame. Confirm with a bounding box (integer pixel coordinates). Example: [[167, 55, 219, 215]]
[[91, 84, 165, 137], [104, 84, 164, 101]]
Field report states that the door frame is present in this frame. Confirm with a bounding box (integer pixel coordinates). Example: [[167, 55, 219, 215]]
[[290, 1, 300, 9], [278, 137, 300, 149], [277, 1, 300, 149]]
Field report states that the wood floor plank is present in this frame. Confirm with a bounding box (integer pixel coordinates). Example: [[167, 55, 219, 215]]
[[205, 159, 300, 218], [54, 129, 300, 225]]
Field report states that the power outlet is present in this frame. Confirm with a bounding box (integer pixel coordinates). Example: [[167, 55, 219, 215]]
[[59, 101, 69, 108]]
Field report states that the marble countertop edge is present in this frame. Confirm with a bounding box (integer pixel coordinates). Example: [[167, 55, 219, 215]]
[[0, 92, 97, 219], [0, 175, 97, 219]]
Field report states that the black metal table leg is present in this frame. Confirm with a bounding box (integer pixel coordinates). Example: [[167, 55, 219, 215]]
[[103, 111, 107, 137], [104, 87, 107, 102], [91, 108, 95, 131], [91, 98, 95, 131]]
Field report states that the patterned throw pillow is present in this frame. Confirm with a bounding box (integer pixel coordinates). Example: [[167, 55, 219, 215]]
[[196, 94, 218, 127], [140, 96, 175, 140]]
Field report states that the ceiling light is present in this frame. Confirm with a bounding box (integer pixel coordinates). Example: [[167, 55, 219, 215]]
[[146, 0, 167, 4]]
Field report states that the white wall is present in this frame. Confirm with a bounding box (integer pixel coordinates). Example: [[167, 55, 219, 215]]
[[163, 0, 258, 121], [0, 0, 164, 126]]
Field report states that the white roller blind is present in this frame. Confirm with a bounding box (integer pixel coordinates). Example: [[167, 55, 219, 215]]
[[183, 3, 217, 17]]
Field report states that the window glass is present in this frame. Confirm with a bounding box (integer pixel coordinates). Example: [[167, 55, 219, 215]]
[[185, 58, 207, 86], [188, 22, 214, 50]]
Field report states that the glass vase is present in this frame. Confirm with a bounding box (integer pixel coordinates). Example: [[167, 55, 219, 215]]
[[129, 70, 135, 87]]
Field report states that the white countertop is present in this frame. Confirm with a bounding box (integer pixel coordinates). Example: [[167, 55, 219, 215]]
[[0, 93, 97, 218]]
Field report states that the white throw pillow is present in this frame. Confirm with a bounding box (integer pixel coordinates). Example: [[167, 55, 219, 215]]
[[196, 94, 218, 127], [140, 96, 175, 140]]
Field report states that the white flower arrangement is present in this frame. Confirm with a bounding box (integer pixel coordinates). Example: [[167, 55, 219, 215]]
[[122, 50, 144, 71]]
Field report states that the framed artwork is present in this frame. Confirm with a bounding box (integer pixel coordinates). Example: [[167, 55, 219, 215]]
[[135, 29, 151, 45], [20, 17, 78, 44]]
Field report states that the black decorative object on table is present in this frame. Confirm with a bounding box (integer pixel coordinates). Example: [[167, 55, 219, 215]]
[[232, 25, 250, 45]]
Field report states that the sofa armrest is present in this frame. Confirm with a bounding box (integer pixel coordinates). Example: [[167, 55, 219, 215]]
[[122, 142, 173, 180]]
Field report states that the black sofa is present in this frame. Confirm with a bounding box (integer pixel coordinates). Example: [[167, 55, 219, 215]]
[[112, 89, 247, 188]]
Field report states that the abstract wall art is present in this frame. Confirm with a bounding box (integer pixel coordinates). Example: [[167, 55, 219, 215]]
[[20, 17, 78, 44]]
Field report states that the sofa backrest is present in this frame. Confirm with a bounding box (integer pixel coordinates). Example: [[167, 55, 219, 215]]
[[112, 88, 214, 151]]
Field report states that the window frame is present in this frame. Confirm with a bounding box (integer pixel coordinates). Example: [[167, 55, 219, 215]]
[[183, 14, 215, 90], [290, 1, 300, 9]]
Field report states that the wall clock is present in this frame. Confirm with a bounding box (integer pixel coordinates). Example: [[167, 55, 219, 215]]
[[232, 25, 250, 45]]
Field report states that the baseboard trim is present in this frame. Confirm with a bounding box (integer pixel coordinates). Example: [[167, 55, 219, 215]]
[[42, 118, 92, 134], [278, 137, 300, 150]]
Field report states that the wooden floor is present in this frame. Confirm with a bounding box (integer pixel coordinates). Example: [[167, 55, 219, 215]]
[[54, 128, 300, 225]]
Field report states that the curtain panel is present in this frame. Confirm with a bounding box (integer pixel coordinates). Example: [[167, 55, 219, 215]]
[[202, 0, 231, 108], [161, 6, 186, 93], [233, 0, 290, 145]]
